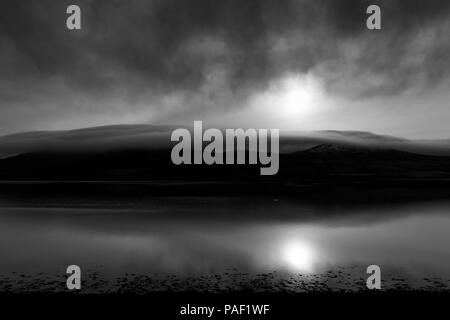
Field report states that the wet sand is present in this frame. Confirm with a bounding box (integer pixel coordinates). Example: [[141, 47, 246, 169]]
[[1, 265, 449, 294]]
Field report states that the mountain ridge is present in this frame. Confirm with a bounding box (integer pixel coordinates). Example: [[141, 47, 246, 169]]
[[2, 124, 450, 159], [1, 141, 450, 183]]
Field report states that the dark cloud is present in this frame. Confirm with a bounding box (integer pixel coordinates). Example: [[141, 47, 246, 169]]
[[0, 0, 449, 133]]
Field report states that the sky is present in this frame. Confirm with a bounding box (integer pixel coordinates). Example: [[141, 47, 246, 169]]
[[0, 0, 449, 138]]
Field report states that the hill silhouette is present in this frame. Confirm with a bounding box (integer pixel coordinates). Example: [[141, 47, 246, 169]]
[[1, 142, 450, 185], [2, 124, 450, 158], [2, 124, 450, 188]]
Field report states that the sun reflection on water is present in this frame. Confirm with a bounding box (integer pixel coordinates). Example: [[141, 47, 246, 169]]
[[281, 240, 317, 273]]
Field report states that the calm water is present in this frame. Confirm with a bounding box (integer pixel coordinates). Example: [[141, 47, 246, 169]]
[[1, 193, 449, 286]]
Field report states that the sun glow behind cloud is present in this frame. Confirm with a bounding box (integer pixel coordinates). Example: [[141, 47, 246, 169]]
[[277, 74, 320, 117], [224, 73, 332, 130]]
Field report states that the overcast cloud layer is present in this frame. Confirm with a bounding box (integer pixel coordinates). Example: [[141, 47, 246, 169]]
[[0, 0, 449, 137]]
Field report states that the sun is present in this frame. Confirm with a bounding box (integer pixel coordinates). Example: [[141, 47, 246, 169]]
[[243, 72, 327, 130], [279, 75, 316, 117], [279, 77, 312, 116]]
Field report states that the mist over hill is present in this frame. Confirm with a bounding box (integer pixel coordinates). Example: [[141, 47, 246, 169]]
[[1, 124, 450, 184], [2, 124, 450, 159]]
